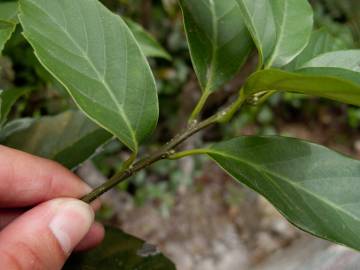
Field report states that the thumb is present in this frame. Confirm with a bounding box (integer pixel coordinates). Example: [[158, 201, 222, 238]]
[[0, 198, 94, 270]]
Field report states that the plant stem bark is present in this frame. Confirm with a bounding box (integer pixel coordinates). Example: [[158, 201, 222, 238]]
[[81, 112, 221, 203], [82, 90, 248, 203]]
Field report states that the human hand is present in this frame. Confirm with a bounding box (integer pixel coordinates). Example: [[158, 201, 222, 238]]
[[0, 145, 104, 269]]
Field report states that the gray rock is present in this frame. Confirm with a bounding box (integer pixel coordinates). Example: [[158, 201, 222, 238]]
[[253, 236, 360, 270]]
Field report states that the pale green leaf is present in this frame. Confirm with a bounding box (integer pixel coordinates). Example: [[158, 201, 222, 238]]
[[19, 0, 159, 152], [3, 111, 112, 169], [208, 136, 360, 251], [235, 0, 275, 67], [286, 29, 353, 71], [0, 2, 19, 23], [0, 118, 34, 142], [236, 0, 313, 68], [64, 226, 176, 270], [301, 50, 360, 72], [244, 68, 360, 106], [0, 2, 18, 54], [179, 0, 253, 93], [125, 18, 171, 60], [0, 20, 16, 54]]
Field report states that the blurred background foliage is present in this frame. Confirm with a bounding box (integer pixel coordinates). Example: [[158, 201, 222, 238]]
[[1, 0, 360, 216]]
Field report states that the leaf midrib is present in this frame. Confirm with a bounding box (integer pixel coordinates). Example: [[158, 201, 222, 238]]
[[205, 0, 218, 93], [24, 0, 138, 150], [208, 149, 360, 224]]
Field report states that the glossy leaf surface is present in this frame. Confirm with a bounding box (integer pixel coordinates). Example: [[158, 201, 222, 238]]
[[125, 18, 171, 60], [208, 136, 360, 251], [64, 226, 176, 270], [19, 0, 159, 152], [236, 0, 313, 68], [244, 68, 360, 106], [4, 111, 112, 169], [179, 0, 253, 93]]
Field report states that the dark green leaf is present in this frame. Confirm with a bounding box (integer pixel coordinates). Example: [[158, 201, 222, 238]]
[[64, 226, 176, 270], [236, 0, 313, 68], [315, 5, 355, 48], [19, 0, 159, 152], [244, 68, 360, 106], [0, 87, 31, 126], [179, 0, 253, 93], [207, 136, 360, 251], [3, 111, 112, 169], [125, 18, 171, 60], [286, 29, 353, 71]]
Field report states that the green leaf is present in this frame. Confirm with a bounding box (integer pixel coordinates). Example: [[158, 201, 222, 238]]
[[0, 118, 34, 142], [179, 0, 253, 93], [19, 0, 159, 153], [3, 111, 112, 169], [234, 0, 275, 68], [125, 18, 171, 60], [236, 0, 313, 68], [64, 226, 176, 270], [300, 50, 360, 71], [0, 87, 31, 126], [285, 29, 353, 71], [0, 21, 16, 54], [244, 68, 360, 106], [0, 2, 19, 23], [207, 136, 360, 251], [0, 2, 18, 54]]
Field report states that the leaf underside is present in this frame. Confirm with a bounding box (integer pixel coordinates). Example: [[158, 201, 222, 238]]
[[244, 65, 360, 106], [208, 136, 360, 251], [236, 0, 313, 68], [180, 0, 253, 93], [301, 50, 360, 72], [19, 0, 159, 152]]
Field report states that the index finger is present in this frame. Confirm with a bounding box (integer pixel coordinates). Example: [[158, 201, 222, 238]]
[[0, 145, 91, 207]]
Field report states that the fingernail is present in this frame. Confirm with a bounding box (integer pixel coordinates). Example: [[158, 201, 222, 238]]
[[49, 200, 94, 255]]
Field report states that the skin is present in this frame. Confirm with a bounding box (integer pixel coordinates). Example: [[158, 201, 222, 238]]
[[0, 145, 104, 270]]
